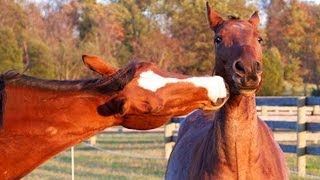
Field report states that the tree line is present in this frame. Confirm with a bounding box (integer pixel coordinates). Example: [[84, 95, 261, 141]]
[[0, 0, 319, 96]]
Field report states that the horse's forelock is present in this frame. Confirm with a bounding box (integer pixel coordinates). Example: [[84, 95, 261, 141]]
[[227, 15, 240, 20]]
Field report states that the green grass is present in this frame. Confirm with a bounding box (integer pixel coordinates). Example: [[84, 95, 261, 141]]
[[25, 133, 167, 180], [24, 132, 320, 179], [285, 154, 320, 179]]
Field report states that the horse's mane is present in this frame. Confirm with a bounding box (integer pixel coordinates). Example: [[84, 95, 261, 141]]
[[2, 61, 137, 94], [0, 76, 5, 128]]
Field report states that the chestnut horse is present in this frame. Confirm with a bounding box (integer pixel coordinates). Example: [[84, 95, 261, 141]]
[[166, 3, 288, 180], [0, 55, 228, 179]]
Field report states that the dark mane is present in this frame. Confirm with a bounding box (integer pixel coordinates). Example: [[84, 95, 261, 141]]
[[0, 76, 5, 128], [2, 61, 137, 94]]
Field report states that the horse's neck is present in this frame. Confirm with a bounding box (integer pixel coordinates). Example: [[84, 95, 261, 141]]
[[1, 85, 119, 178], [213, 95, 260, 172], [4, 85, 118, 130]]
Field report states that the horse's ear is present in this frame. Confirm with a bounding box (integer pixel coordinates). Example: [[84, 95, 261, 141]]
[[206, 2, 224, 31], [248, 11, 260, 28], [82, 55, 118, 76]]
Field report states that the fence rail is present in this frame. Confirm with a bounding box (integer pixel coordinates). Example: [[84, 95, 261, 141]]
[[164, 96, 320, 177]]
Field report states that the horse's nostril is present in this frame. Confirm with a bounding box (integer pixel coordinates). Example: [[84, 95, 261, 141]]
[[255, 61, 263, 73], [234, 61, 245, 75]]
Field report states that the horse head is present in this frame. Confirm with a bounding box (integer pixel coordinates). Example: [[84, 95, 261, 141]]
[[82, 55, 228, 129], [207, 2, 263, 96]]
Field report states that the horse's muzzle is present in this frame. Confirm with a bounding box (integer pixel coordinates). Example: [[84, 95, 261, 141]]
[[232, 60, 262, 96]]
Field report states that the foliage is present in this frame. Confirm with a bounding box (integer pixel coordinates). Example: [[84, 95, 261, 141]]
[[77, 2, 125, 67], [0, 27, 23, 73], [258, 47, 284, 96], [283, 57, 304, 95], [0, 0, 27, 34], [266, 0, 320, 95], [132, 30, 185, 71], [25, 39, 55, 78], [311, 88, 320, 96]]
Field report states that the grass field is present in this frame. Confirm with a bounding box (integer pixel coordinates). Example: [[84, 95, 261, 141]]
[[24, 132, 320, 180]]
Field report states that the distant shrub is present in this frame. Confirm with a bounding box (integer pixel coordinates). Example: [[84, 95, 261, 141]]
[[311, 88, 320, 96], [0, 27, 23, 73], [258, 47, 284, 96]]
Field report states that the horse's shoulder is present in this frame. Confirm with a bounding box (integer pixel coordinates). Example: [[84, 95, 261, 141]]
[[177, 110, 215, 140], [257, 117, 274, 137], [166, 110, 215, 179], [257, 117, 289, 178]]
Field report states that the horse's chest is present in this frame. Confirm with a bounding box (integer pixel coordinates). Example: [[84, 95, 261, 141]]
[[202, 162, 275, 180]]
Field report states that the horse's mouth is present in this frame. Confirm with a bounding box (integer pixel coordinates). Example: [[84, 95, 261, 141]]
[[231, 74, 260, 96], [236, 84, 258, 96]]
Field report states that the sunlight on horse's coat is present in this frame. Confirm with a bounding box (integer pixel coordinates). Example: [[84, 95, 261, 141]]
[[138, 70, 227, 103], [45, 127, 58, 136], [231, 23, 245, 29]]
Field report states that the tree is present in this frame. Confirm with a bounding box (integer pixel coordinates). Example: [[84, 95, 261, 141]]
[[265, 0, 320, 95], [132, 30, 186, 71], [77, 1, 125, 67], [109, 0, 158, 66], [0, 0, 28, 73], [25, 39, 55, 78], [41, 0, 85, 80], [0, 27, 23, 73], [307, 4, 320, 95], [258, 47, 284, 96], [0, 0, 27, 35]]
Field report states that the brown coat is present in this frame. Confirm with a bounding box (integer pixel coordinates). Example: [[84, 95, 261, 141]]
[[166, 3, 288, 179], [0, 55, 228, 179]]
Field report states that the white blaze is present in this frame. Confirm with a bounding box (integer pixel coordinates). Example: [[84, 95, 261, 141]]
[[137, 70, 227, 103]]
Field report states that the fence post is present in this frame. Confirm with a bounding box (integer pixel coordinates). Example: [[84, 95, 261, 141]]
[[313, 105, 320, 115], [90, 136, 96, 145], [297, 97, 306, 177], [71, 146, 75, 180], [164, 120, 176, 159]]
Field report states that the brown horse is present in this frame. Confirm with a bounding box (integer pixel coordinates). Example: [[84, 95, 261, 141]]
[[0, 55, 228, 179], [166, 3, 289, 180]]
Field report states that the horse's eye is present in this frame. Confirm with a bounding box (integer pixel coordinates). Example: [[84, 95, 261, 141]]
[[215, 36, 222, 44], [258, 37, 263, 44]]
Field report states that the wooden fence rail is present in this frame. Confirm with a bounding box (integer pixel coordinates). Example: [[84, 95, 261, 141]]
[[164, 96, 320, 177]]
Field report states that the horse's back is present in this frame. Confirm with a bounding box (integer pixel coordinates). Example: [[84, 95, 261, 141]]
[[166, 110, 214, 180]]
